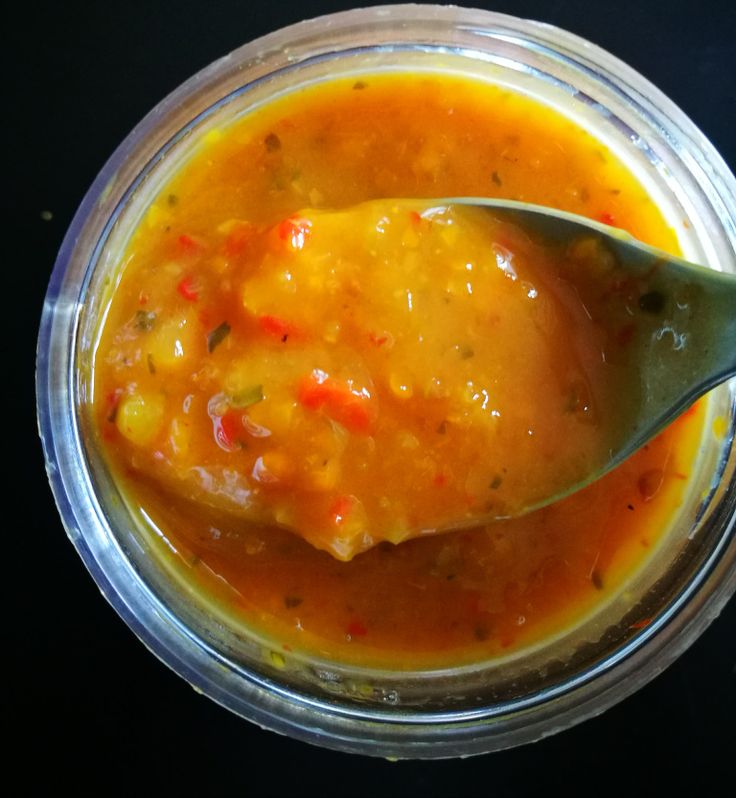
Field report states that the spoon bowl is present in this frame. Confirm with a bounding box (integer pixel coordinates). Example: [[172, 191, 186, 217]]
[[427, 197, 736, 530]]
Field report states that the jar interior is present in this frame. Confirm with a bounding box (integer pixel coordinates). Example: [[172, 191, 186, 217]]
[[75, 45, 736, 716]]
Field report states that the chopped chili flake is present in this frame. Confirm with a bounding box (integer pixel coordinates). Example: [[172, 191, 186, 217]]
[[409, 210, 422, 226], [346, 620, 367, 637], [224, 222, 255, 257], [178, 233, 202, 252], [298, 370, 376, 435], [629, 617, 653, 630], [177, 275, 199, 302], [330, 495, 355, 525], [368, 332, 388, 347], [277, 216, 312, 251], [212, 409, 243, 451], [598, 211, 616, 226], [259, 314, 302, 340]]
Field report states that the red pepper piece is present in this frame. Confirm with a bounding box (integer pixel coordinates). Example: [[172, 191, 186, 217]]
[[297, 370, 376, 434], [598, 212, 616, 226], [346, 620, 367, 637], [224, 222, 255, 257], [212, 409, 242, 451], [259, 314, 302, 340], [329, 495, 355, 525], [277, 215, 312, 251], [178, 234, 202, 252], [177, 275, 199, 302]]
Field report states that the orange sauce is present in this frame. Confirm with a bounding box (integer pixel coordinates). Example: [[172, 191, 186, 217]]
[[91, 74, 702, 668]]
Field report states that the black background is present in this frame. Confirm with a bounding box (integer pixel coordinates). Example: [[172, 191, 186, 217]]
[[11, 1, 736, 794]]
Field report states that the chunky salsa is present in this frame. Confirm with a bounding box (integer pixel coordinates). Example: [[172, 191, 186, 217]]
[[91, 73, 702, 667]]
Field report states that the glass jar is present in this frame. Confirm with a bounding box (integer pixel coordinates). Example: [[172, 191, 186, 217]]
[[36, 4, 736, 757]]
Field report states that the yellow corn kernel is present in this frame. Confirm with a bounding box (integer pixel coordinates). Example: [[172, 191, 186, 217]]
[[306, 457, 341, 492], [249, 399, 296, 437], [216, 218, 244, 235], [253, 450, 294, 484], [116, 392, 165, 446], [336, 497, 369, 539], [147, 317, 195, 370]]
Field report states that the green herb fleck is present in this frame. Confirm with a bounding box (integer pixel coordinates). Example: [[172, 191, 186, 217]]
[[146, 353, 156, 374], [353, 80, 367, 90], [264, 132, 281, 152], [207, 321, 231, 353], [167, 193, 178, 207], [284, 596, 303, 608], [436, 420, 448, 435], [490, 475, 503, 490], [458, 344, 475, 359], [491, 171, 502, 186], [474, 624, 490, 641], [230, 384, 264, 408], [591, 570, 604, 590], [134, 310, 157, 332]]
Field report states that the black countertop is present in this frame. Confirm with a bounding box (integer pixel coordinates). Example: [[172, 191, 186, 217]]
[[12, 1, 735, 793]]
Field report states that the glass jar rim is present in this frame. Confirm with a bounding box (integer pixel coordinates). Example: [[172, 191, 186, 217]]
[[36, 4, 736, 757]]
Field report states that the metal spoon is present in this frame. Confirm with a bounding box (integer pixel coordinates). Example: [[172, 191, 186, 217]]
[[424, 197, 736, 530]]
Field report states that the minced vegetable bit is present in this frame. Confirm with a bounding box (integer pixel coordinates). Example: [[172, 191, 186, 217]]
[[91, 73, 703, 668]]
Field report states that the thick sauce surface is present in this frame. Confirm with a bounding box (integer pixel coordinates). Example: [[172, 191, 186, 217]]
[[91, 74, 701, 667]]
